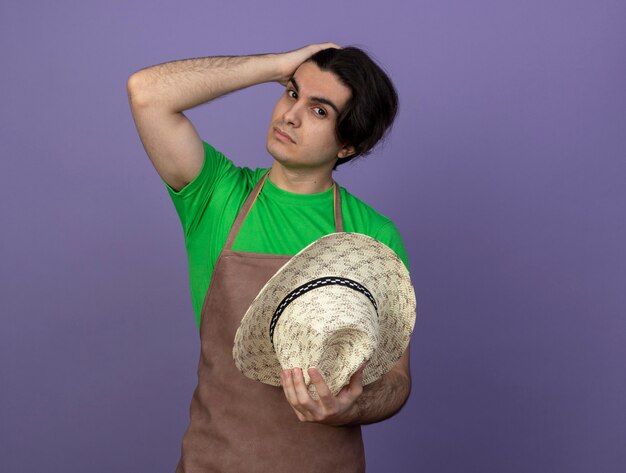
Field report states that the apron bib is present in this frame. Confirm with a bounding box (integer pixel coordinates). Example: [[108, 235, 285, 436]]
[[175, 174, 365, 473]]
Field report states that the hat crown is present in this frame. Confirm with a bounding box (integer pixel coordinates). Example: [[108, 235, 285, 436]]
[[274, 284, 379, 391]]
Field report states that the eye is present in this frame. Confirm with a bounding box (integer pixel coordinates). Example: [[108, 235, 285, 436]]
[[313, 107, 327, 117], [286, 89, 298, 99]]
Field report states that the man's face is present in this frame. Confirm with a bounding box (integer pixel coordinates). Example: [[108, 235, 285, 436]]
[[266, 61, 354, 171]]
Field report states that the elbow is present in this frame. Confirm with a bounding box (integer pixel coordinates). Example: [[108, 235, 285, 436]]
[[388, 369, 412, 418], [126, 71, 151, 110], [395, 373, 412, 414]]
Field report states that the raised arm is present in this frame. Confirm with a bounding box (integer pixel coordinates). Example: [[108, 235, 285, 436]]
[[281, 345, 412, 426], [126, 43, 339, 191]]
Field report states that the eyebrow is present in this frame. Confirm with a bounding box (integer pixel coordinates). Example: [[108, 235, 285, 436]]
[[288, 77, 340, 115]]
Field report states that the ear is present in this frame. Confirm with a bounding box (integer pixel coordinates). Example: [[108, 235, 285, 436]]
[[337, 144, 356, 159]]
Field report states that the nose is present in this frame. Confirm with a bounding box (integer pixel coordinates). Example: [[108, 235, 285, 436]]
[[282, 102, 301, 127]]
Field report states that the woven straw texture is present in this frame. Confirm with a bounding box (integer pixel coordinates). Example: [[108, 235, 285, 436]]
[[233, 232, 416, 397]]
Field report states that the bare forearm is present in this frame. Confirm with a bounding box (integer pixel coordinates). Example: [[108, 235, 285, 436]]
[[351, 370, 411, 425], [127, 43, 338, 113], [128, 53, 282, 112]]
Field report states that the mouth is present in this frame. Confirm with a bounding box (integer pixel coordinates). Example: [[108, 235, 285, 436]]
[[273, 126, 296, 144]]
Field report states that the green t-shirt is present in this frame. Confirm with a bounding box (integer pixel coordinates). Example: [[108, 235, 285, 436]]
[[166, 141, 410, 329]]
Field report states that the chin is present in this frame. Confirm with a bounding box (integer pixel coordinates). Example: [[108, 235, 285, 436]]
[[266, 140, 290, 163]]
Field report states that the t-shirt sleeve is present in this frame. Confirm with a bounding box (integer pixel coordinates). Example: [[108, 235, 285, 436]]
[[374, 220, 411, 271], [164, 141, 235, 236]]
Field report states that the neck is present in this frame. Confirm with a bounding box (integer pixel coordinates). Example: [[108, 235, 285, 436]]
[[268, 162, 335, 194]]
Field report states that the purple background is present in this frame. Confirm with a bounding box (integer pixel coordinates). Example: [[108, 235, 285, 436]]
[[2, 1, 625, 472]]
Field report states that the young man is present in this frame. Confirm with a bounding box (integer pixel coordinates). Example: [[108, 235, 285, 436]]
[[128, 43, 412, 473]]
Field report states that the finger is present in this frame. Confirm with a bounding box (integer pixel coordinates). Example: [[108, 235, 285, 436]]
[[349, 364, 365, 392], [307, 367, 335, 407], [284, 389, 306, 419], [306, 43, 342, 57], [318, 42, 342, 50], [281, 369, 300, 407], [339, 364, 365, 399], [292, 368, 315, 406], [283, 370, 313, 421], [290, 405, 307, 422]]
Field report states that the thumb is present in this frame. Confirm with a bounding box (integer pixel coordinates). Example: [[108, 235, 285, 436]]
[[349, 363, 366, 387]]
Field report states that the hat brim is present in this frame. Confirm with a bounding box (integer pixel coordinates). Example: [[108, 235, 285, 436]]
[[233, 232, 416, 395]]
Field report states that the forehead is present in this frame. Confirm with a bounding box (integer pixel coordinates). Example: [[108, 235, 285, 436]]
[[292, 61, 352, 111]]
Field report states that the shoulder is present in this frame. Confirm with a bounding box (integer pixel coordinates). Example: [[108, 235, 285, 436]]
[[339, 186, 394, 231], [164, 140, 269, 235], [201, 141, 268, 187], [169, 141, 267, 195], [339, 187, 410, 270]]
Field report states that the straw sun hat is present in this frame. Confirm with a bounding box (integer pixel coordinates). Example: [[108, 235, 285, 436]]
[[233, 232, 416, 398]]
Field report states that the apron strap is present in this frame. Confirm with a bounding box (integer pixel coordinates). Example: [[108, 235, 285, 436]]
[[224, 172, 344, 251], [223, 173, 269, 250], [333, 183, 344, 233]]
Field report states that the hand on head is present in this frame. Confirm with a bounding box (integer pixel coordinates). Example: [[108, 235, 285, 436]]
[[277, 42, 342, 85]]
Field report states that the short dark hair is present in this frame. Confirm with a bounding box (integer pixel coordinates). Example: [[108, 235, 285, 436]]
[[306, 47, 399, 168]]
